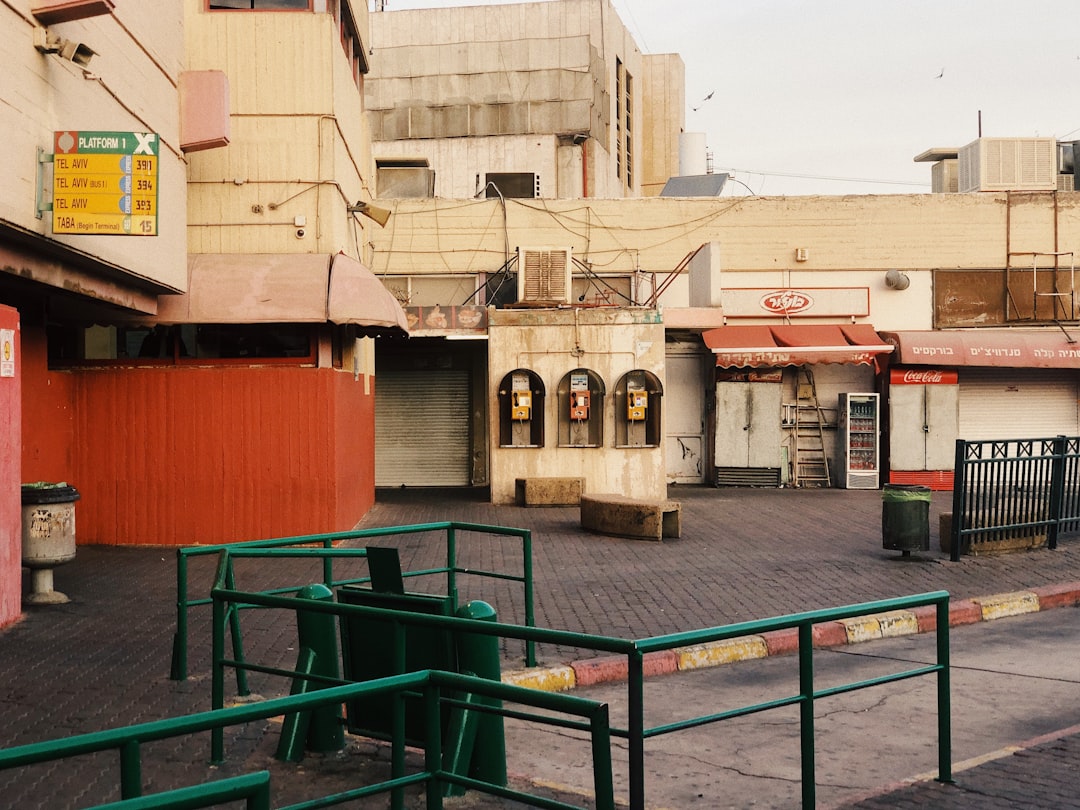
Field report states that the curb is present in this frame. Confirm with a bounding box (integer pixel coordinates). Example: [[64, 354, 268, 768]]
[[501, 582, 1080, 692]]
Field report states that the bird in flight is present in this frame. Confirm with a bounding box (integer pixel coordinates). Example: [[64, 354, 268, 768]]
[[934, 68, 944, 78], [692, 90, 715, 111]]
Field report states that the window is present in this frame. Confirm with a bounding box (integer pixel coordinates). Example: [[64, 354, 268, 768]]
[[615, 58, 634, 192], [47, 323, 315, 367], [485, 173, 538, 199], [209, 0, 309, 9]]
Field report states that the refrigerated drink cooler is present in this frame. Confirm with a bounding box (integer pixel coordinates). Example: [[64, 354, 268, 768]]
[[838, 392, 880, 489]]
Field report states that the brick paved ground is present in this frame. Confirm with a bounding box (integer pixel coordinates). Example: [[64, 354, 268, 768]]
[[1, 485, 1078, 807]]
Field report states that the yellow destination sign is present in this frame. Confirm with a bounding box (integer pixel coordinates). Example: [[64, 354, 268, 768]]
[[54, 173, 156, 195], [52, 130, 159, 236], [53, 154, 157, 174], [52, 212, 157, 236], [53, 194, 156, 216]]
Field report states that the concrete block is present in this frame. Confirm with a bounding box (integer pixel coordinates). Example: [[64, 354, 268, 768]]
[[515, 477, 584, 506], [580, 493, 681, 540]]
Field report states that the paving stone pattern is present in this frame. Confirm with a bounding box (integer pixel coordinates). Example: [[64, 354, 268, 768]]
[[1, 486, 1079, 807]]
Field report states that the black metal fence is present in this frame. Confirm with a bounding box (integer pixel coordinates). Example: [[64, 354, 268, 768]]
[[950, 436, 1080, 561]]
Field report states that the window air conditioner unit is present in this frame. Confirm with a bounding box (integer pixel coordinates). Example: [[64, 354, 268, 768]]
[[517, 247, 572, 304], [957, 137, 1057, 192]]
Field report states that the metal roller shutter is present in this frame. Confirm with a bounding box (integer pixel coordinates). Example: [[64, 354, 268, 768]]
[[375, 369, 471, 486], [959, 369, 1079, 441]]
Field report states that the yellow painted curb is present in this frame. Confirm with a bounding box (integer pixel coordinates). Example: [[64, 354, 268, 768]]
[[501, 665, 576, 693], [839, 610, 919, 644], [974, 591, 1039, 621], [675, 636, 768, 671]]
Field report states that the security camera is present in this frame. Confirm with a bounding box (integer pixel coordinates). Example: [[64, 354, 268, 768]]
[[295, 227, 306, 239], [34, 28, 95, 67]]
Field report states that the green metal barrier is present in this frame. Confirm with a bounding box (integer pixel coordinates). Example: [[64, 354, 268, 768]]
[[0, 671, 615, 810], [172, 521, 536, 680], [208, 564, 951, 810], [86, 771, 271, 810]]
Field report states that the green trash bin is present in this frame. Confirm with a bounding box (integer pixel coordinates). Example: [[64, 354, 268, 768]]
[[882, 484, 931, 554]]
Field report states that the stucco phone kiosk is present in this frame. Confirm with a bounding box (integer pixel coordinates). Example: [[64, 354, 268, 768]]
[[498, 369, 545, 447]]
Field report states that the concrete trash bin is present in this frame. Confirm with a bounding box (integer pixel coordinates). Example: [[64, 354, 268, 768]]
[[21, 483, 80, 605], [881, 484, 931, 555]]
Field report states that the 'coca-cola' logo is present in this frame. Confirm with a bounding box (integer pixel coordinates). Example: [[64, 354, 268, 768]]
[[902, 370, 944, 384], [890, 368, 958, 385], [760, 290, 813, 314]]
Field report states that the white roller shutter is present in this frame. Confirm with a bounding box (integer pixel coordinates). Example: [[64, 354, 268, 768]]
[[376, 369, 471, 486], [959, 369, 1079, 441]]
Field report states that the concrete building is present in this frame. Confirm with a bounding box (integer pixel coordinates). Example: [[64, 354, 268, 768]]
[[1, 0, 406, 629], [364, 2, 1080, 502]]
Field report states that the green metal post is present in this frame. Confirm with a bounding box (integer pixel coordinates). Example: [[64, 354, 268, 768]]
[[627, 648, 645, 810], [425, 681, 445, 810], [225, 566, 249, 696], [521, 530, 536, 667], [951, 440, 967, 561], [454, 600, 506, 788], [391, 620, 406, 810], [798, 621, 816, 810], [171, 549, 188, 680], [936, 596, 954, 783], [293, 584, 344, 754], [446, 526, 459, 608], [590, 704, 616, 810], [210, 587, 226, 764], [276, 647, 317, 762], [322, 538, 334, 586], [119, 739, 141, 800]]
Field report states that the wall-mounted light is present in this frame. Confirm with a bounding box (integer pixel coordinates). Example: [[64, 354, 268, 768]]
[[34, 27, 95, 67], [884, 269, 911, 290], [347, 201, 391, 228]]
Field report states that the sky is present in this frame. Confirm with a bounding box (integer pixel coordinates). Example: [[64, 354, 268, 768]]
[[370, 0, 1080, 196]]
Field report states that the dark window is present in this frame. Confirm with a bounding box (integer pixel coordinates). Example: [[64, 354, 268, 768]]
[[209, 1, 309, 9], [47, 323, 315, 367], [485, 173, 538, 199]]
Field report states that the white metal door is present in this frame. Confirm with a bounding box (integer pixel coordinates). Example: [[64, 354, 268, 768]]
[[665, 352, 707, 483], [375, 369, 471, 486], [714, 381, 782, 468], [889, 383, 959, 470]]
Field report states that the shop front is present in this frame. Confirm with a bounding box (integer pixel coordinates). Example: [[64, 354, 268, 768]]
[[702, 324, 893, 488], [882, 330, 1080, 489]]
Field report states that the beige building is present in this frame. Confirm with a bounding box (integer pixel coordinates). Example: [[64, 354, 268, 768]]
[[367, 0, 683, 201], [1, 0, 408, 635]]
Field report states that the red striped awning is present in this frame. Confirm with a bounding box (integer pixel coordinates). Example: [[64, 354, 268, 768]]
[[702, 324, 892, 367]]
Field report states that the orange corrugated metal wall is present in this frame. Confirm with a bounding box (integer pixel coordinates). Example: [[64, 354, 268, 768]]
[[60, 365, 374, 546]]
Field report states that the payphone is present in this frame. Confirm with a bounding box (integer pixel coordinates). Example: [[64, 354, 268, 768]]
[[499, 369, 545, 447], [627, 381, 647, 421], [512, 389, 532, 421]]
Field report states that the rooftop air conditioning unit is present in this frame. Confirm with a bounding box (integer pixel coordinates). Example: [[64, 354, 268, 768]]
[[957, 137, 1057, 192], [931, 159, 959, 193], [517, 247, 572, 304]]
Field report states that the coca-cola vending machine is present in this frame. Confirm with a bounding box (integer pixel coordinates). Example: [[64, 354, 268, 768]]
[[886, 368, 959, 489], [838, 392, 880, 489]]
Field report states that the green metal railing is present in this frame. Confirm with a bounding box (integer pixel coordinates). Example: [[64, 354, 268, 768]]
[[87, 772, 271, 810], [0, 670, 614, 810], [951, 436, 1080, 560], [172, 521, 536, 680], [208, 563, 952, 810]]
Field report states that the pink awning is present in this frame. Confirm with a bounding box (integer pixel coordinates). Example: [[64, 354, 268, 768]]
[[703, 324, 893, 367], [881, 330, 1080, 368], [155, 253, 408, 335]]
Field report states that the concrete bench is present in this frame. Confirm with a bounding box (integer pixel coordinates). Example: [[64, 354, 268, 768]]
[[580, 494, 681, 541], [515, 477, 585, 507]]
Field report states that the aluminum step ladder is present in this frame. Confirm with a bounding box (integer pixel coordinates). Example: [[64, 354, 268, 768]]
[[794, 368, 831, 488]]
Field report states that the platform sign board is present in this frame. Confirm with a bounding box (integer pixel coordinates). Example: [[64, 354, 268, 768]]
[[52, 131, 159, 236]]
